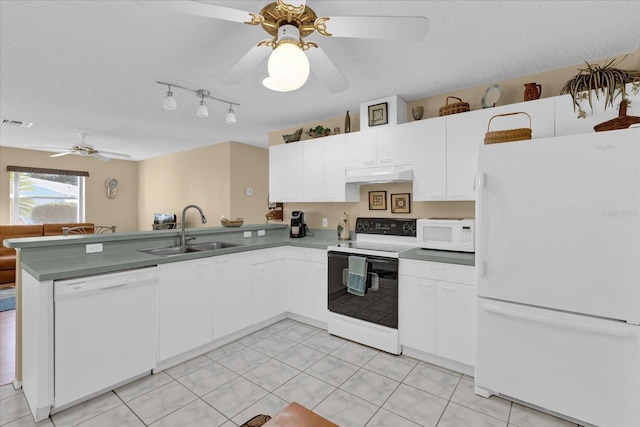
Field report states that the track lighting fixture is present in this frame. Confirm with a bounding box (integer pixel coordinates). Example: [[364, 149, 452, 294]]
[[163, 85, 177, 110], [196, 94, 209, 118], [156, 81, 239, 124], [225, 104, 237, 125]]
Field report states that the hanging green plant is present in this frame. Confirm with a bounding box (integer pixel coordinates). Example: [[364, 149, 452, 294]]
[[560, 57, 640, 118]]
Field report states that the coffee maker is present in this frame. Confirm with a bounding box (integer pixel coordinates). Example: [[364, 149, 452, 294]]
[[290, 211, 306, 238]]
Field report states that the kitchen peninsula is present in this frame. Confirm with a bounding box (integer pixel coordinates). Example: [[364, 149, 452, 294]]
[[6, 224, 473, 422]]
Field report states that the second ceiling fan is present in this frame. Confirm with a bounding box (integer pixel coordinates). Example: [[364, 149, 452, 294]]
[[152, 0, 429, 92]]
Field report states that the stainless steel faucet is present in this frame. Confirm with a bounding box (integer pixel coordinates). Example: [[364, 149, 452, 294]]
[[181, 204, 207, 246]]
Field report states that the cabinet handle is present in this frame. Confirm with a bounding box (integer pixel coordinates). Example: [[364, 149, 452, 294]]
[[484, 304, 629, 337], [364, 160, 375, 165], [429, 195, 445, 200], [324, 197, 335, 201], [449, 194, 469, 199], [379, 158, 391, 163]]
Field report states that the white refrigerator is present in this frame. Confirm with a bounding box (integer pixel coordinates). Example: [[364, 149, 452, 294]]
[[475, 128, 640, 427]]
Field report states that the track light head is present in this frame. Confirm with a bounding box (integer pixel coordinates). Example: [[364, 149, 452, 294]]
[[196, 95, 209, 118], [225, 104, 237, 125], [163, 86, 177, 110]]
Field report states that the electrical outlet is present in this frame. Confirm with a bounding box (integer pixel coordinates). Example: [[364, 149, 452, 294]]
[[258, 229, 266, 236], [85, 243, 103, 254], [243, 231, 252, 238], [322, 218, 328, 227], [244, 187, 253, 196]]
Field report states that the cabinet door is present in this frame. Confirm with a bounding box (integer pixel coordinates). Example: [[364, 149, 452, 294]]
[[345, 130, 376, 169], [253, 258, 287, 324], [376, 124, 414, 166], [303, 139, 324, 202], [284, 142, 304, 202], [323, 135, 357, 202], [435, 282, 476, 366], [484, 97, 555, 140], [212, 252, 253, 340], [269, 145, 287, 203], [399, 274, 436, 354], [288, 258, 328, 323], [411, 117, 447, 201], [158, 259, 214, 361], [446, 109, 485, 200]]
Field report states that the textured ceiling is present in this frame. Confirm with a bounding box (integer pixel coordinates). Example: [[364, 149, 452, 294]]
[[1, 0, 639, 161]]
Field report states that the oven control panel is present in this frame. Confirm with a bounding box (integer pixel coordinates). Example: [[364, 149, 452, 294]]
[[355, 217, 416, 236]]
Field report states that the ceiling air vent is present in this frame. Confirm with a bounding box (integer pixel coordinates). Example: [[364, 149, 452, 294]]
[[2, 119, 34, 128]]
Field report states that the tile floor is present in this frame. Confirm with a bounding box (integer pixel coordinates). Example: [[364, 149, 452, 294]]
[[1, 319, 582, 427]]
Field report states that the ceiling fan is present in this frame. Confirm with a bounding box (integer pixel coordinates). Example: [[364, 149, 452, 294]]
[[33, 133, 131, 162], [151, 0, 429, 92]]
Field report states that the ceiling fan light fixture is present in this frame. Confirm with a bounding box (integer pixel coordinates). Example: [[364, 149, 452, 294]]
[[196, 96, 209, 118], [268, 41, 309, 91], [163, 87, 177, 110], [225, 105, 237, 125]]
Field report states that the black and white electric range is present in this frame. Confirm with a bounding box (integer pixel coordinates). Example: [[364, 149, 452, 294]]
[[326, 217, 416, 354]]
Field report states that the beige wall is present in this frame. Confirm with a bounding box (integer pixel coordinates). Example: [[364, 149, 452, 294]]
[[229, 142, 270, 223], [285, 183, 474, 231], [0, 146, 139, 231], [137, 141, 268, 230]]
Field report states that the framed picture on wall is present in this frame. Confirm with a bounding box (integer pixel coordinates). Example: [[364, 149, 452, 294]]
[[368, 102, 388, 127], [391, 193, 411, 213], [368, 191, 387, 210]]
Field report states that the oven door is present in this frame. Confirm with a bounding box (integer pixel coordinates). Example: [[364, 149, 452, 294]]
[[327, 251, 399, 329]]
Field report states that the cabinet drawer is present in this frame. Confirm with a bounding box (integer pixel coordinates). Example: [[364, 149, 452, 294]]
[[288, 247, 327, 263], [253, 248, 285, 264], [400, 259, 475, 285]]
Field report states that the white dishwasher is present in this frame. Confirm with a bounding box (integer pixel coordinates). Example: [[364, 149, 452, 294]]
[[54, 266, 158, 408]]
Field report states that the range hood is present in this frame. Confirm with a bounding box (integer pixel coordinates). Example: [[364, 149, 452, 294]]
[[345, 165, 413, 184]]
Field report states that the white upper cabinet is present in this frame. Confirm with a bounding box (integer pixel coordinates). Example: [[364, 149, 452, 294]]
[[446, 109, 485, 201], [410, 117, 447, 201], [344, 130, 377, 168], [345, 127, 413, 169], [303, 139, 324, 202], [303, 134, 358, 203], [269, 143, 304, 203], [376, 124, 414, 166]]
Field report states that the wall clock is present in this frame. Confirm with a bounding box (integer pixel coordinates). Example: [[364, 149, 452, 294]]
[[106, 177, 118, 198]]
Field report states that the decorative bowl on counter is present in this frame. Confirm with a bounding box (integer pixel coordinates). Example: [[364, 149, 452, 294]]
[[221, 217, 243, 227]]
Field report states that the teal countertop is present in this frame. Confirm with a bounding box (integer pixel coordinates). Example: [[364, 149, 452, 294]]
[[5, 224, 474, 280], [400, 248, 475, 266]]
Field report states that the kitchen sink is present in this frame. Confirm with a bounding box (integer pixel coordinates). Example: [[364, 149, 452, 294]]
[[187, 242, 241, 251], [139, 242, 241, 257]]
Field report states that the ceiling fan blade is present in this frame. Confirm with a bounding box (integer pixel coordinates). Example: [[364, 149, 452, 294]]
[[222, 43, 271, 84], [306, 47, 349, 93], [90, 153, 111, 162], [96, 150, 131, 159], [50, 151, 73, 158], [320, 16, 429, 41], [147, 1, 256, 24]]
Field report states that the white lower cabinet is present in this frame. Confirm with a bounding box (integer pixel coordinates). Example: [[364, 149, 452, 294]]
[[435, 281, 476, 366], [399, 259, 476, 366], [399, 275, 436, 353], [252, 248, 287, 324], [287, 247, 328, 324], [212, 251, 253, 340], [158, 258, 214, 361]]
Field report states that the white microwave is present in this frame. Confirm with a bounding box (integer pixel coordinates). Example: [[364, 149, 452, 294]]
[[416, 219, 475, 252]]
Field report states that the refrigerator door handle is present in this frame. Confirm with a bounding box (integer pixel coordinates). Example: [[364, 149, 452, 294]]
[[484, 304, 629, 338], [476, 172, 486, 278]]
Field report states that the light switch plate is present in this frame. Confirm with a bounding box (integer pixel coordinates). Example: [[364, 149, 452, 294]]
[[322, 218, 328, 227], [86, 243, 103, 253], [243, 231, 252, 238]]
